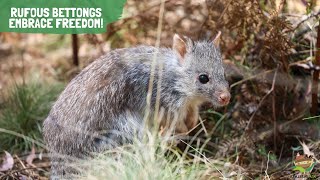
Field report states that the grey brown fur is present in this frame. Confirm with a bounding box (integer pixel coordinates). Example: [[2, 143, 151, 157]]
[[43, 35, 230, 179]]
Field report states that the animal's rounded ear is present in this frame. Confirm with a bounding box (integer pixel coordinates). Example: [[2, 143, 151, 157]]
[[173, 34, 187, 64], [212, 31, 221, 47]]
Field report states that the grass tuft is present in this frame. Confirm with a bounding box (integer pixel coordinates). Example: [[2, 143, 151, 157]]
[[77, 133, 242, 180], [0, 81, 64, 152]]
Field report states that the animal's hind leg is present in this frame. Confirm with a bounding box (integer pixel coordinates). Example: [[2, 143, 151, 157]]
[[93, 111, 144, 151]]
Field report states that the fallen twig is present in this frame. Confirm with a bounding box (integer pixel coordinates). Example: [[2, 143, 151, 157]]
[[238, 65, 279, 146], [311, 20, 320, 115]]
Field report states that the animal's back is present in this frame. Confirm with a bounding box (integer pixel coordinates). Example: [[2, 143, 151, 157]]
[[43, 45, 179, 157]]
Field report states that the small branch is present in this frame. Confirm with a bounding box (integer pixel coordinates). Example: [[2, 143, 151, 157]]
[[272, 89, 277, 153], [230, 69, 275, 89], [72, 34, 79, 66], [287, 11, 320, 33], [311, 22, 320, 115], [238, 66, 279, 145], [264, 151, 271, 179]]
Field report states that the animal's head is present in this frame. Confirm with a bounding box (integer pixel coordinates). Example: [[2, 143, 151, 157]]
[[172, 32, 230, 107]]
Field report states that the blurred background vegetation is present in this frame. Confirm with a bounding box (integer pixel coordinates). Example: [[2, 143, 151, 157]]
[[0, 0, 319, 179]]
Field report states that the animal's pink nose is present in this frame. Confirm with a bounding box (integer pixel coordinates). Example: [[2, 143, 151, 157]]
[[218, 92, 231, 105]]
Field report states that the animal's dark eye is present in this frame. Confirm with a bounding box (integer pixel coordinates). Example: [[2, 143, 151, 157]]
[[198, 74, 209, 84]]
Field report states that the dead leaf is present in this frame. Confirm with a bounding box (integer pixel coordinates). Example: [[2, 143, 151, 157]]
[[38, 150, 43, 160], [26, 147, 36, 167], [300, 141, 314, 157], [0, 151, 14, 171]]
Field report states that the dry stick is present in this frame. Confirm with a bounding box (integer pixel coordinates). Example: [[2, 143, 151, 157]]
[[288, 11, 320, 33], [272, 86, 277, 154], [278, 143, 284, 163], [230, 69, 275, 89], [14, 155, 28, 171], [20, 48, 25, 86], [264, 151, 271, 180], [238, 66, 279, 146], [154, 0, 166, 129], [311, 21, 320, 115], [144, 0, 165, 127], [143, 0, 165, 134], [72, 34, 79, 66]]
